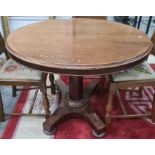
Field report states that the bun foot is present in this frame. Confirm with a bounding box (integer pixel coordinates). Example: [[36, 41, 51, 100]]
[[92, 129, 106, 138], [43, 128, 56, 135]]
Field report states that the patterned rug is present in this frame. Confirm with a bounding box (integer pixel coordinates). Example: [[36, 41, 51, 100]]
[[1, 65, 155, 139]]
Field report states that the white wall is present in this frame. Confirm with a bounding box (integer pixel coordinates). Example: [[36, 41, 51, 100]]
[[8, 16, 49, 31]]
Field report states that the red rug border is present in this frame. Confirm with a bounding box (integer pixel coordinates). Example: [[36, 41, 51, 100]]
[[1, 87, 29, 139], [1, 64, 155, 139]]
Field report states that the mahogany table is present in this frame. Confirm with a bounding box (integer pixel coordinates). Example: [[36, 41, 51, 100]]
[[6, 19, 152, 136]]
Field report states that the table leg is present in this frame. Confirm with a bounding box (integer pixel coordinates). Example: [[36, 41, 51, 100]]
[[69, 76, 83, 99], [43, 76, 106, 136], [96, 75, 105, 95], [49, 74, 56, 94]]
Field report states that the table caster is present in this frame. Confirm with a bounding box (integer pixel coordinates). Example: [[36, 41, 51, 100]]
[[92, 129, 105, 138], [43, 128, 56, 135]]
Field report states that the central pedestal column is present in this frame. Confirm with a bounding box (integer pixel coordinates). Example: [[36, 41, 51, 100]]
[[43, 76, 106, 136], [69, 76, 83, 100]]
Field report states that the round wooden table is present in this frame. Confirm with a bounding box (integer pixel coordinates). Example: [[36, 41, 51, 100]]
[[6, 19, 152, 136]]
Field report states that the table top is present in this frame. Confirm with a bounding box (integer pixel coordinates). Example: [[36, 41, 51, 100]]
[[6, 19, 153, 75]]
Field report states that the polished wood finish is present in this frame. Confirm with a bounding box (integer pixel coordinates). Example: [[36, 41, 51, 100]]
[[6, 19, 152, 75], [5, 19, 153, 135], [69, 76, 83, 100], [73, 16, 107, 20], [105, 75, 155, 125], [116, 90, 127, 115], [73, 16, 107, 92], [28, 88, 39, 113], [43, 79, 105, 135]]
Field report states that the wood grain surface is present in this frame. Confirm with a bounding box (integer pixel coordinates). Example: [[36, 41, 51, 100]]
[[6, 19, 153, 75]]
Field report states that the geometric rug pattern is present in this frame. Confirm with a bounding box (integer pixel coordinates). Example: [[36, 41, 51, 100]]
[[1, 65, 155, 139]]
